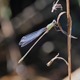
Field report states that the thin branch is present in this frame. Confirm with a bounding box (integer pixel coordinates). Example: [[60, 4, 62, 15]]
[[57, 12, 77, 39], [47, 53, 68, 67], [66, 0, 72, 80]]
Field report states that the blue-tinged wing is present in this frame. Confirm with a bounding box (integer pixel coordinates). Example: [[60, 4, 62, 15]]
[[19, 28, 46, 47]]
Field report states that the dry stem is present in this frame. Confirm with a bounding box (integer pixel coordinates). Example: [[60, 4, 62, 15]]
[[47, 53, 68, 67], [66, 0, 72, 80]]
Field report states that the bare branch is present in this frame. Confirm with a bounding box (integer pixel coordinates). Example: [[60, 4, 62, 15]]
[[57, 12, 77, 39], [47, 53, 68, 67]]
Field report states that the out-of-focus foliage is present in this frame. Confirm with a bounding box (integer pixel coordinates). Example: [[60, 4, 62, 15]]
[[78, 0, 80, 7], [0, 0, 12, 20]]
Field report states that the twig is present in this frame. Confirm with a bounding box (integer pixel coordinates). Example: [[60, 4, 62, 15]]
[[66, 0, 72, 80], [51, 0, 62, 13], [47, 53, 68, 67], [57, 12, 77, 39]]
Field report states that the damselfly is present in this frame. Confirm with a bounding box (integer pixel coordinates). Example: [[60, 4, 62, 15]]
[[18, 19, 77, 63], [18, 20, 57, 63]]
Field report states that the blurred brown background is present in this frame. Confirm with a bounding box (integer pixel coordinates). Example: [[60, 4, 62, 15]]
[[0, 0, 80, 80]]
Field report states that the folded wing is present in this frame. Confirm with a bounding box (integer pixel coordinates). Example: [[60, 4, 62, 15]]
[[19, 28, 46, 47]]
